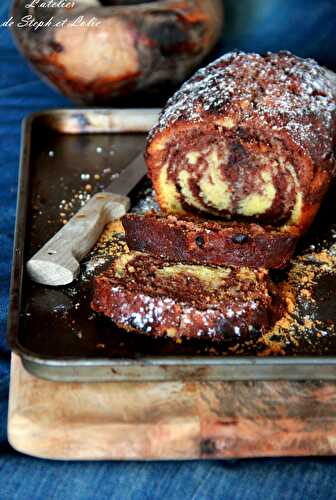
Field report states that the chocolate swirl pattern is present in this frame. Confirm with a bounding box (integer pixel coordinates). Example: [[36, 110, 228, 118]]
[[146, 51, 336, 234]]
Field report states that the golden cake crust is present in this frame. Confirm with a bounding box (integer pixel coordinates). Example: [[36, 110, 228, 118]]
[[146, 51, 336, 235]]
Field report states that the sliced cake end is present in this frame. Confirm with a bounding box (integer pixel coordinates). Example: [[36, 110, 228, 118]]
[[122, 212, 298, 269], [91, 251, 284, 342]]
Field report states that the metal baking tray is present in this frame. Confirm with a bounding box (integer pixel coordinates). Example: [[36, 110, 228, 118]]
[[8, 109, 336, 381]]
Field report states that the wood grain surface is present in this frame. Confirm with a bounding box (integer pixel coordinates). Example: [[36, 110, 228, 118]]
[[8, 354, 336, 460]]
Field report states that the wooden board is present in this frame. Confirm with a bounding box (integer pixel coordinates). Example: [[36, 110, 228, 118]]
[[8, 354, 336, 460]]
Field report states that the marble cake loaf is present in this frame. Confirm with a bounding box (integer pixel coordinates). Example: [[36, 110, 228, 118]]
[[91, 252, 283, 341], [146, 51, 336, 236], [122, 212, 298, 269]]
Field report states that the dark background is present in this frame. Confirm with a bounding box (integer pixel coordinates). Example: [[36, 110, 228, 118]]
[[219, 0, 336, 70]]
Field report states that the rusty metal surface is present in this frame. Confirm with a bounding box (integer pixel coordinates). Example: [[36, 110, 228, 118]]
[[7, 109, 336, 381]]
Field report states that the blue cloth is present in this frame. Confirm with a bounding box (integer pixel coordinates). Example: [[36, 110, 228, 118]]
[[1, 1, 336, 499], [220, 0, 336, 70]]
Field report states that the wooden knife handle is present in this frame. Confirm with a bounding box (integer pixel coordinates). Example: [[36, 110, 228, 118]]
[[26, 192, 130, 286]]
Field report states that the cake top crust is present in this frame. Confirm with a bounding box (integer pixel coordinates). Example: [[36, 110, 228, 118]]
[[149, 51, 336, 162], [123, 211, 296, 236]]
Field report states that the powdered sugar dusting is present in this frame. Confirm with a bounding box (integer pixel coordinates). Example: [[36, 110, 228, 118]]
[[93, 251, 275, 342], [149, 51, 336, 159]]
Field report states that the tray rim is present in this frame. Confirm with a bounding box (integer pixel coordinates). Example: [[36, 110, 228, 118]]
[[8, 108, 336, 382]]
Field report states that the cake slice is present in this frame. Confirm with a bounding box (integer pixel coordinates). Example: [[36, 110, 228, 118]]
[[122, 212, 297, 269], [91, 251, 283, 341]]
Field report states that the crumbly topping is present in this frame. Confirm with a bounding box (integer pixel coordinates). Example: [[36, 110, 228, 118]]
[[88, 211, 336, 355], [149, 51, 336, 160], [259, 246, 336, 355]]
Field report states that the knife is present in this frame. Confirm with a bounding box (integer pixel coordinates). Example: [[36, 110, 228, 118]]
[[26, 153, 147, 286]]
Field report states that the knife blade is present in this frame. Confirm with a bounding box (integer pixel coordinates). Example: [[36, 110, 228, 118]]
[[104, 152, 147, 196], [26, 153, 147, 286]]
